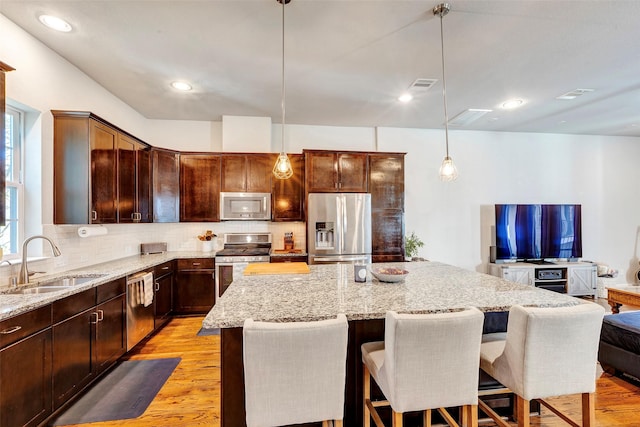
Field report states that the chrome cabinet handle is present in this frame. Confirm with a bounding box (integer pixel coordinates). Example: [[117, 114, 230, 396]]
[[155, 281, 160, 291], [192, 262, 201, 266], [161, 266, 169, 270], [0, 325, 22, 334], [91, 312, 99, 324], [97, 310, 104, 322], [91, 210, 98, 221]]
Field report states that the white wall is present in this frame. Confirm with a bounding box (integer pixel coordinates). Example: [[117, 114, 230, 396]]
[[2, 13, 640, 289]]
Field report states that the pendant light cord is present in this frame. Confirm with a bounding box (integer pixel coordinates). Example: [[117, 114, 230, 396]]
[[438, 7, 450, 158], [280, 0, 286, 153]]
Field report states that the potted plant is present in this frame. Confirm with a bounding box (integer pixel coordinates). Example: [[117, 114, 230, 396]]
[[404, 232, 424, 261]]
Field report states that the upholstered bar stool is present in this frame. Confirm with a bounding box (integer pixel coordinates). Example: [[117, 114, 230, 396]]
[[361, 307, 485, 427], [478, 303, 605, 427], [243, 314, 348, 427]]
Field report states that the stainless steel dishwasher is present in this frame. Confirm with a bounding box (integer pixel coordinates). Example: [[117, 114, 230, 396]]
[[126, 271, 155, 350]]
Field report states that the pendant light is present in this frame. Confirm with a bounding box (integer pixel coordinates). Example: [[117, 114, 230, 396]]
[[434, 3, 458, 182], [272, 0, 294, 179]]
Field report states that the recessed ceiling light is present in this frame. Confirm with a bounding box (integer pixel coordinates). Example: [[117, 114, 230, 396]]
[[171, 81, 192, 91], [38, 14, 72, 32], [501, 99, 524, 110], [398, 93, 413, 103], [556, 88, 594, 100]]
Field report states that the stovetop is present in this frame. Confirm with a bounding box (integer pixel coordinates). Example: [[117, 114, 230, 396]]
[[215, 232, 272, 262], [215, 247, 271, 257]]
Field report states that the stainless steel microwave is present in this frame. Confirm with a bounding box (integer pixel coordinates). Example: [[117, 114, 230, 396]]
[[220, 192, 271, 221]]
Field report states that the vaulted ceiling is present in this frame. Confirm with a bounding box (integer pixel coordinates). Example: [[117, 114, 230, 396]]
[[2, 0, 639, 136]]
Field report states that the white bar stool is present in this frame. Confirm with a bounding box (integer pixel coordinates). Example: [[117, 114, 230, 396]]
[[478, 303, 605, 427], [243, 314, 348, 427], [361, 307, 485, 427]]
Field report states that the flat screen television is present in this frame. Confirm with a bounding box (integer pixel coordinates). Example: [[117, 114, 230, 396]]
[[494, 204, 582, 262]]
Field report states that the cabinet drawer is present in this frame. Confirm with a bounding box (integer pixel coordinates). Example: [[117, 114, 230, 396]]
[[97, 277, 126, 304], [0, 304, 52, 349], [177, 258, 214, 270], [53, 288, 97, 323], [154, 260, 176, 276]]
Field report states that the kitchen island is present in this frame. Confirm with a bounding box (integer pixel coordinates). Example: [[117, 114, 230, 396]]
[[203, 261, 580, 427]]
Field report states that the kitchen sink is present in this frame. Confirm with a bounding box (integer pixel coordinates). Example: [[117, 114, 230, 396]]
[[6, 274, 106, 295]]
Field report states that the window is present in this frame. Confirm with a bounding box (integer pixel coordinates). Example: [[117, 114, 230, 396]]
[[2, 106, 23, 256]]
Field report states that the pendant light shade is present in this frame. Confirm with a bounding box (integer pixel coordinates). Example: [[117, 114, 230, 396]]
[[434, 2, 458, 182], [273, 0, 294, 180]]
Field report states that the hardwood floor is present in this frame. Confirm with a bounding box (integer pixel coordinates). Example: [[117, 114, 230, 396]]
[[53, 308, 640, 427]]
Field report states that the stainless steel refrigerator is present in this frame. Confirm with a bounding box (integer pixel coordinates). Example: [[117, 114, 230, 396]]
[[307, 193, 372, 264]]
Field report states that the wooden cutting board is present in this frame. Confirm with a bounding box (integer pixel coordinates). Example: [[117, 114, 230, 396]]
[[243, 262, 310, 275]]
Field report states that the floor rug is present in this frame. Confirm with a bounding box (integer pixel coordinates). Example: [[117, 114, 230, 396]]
[[52, 357, 181, 425]]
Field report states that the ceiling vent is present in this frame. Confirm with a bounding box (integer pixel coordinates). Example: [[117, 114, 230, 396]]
[[409, 78, 438, 90], [556, 88, 594, 100], [448, 109, 493, 126]]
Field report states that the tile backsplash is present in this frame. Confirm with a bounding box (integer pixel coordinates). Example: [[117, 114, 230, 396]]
[[0, 221, 306, 288]]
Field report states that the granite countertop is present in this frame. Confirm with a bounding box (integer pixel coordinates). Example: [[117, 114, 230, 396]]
[[0, 251, 216, 320], [203, 261, 581, 329]]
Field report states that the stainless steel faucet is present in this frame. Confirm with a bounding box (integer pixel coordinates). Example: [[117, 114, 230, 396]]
[[18, 235, 62, 284]]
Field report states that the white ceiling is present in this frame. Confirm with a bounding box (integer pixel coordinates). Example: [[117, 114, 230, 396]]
[[2, 0, 639, 137]]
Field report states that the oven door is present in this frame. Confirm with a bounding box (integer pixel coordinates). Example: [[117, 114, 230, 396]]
[[215, 261, 247, 298]]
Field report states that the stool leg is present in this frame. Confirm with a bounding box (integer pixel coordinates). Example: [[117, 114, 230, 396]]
[[582, 392, 595, 427], [424, 409, 431, 427], [364, 364, 371, 427], [515, 396, 530, 427], [392, 410, 403, 427]]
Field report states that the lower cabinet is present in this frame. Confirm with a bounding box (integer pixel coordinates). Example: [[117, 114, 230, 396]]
[[52, 280, 126, 410], [154, 261, 175, 328], [0, 328, 52, 427], [174, 258, 215, 314]]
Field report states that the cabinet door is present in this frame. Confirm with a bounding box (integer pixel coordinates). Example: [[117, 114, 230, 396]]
[[0, 329, 52, 427], [90, 120, 118, 223], [246, 154, 273, 192], [94, 294, 126, 375], [369, 154, 404, 210], [568, 266, 597, 296], [306, 152, 338, 192], [137, 146, 152, 223], [503, 268, 533, 286], [117, 133, 137, 223], [52, 308, 95, 409], [337, 153, 368, 192], [220, 154, 246, 192], [372, 210, 405, 263], [272, 154, 304, 221], [154, 273, 173, 327], [174, 271, 215, 314], [180, 154, 221, 222], [152, 149, 180, 223]]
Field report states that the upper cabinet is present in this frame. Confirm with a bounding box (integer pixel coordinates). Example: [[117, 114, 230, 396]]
[[152, 148, 180, 223], [272, 154, 304, 222], [304, 150, 368, 193], [368, 153, 406, 263], [180, 153, 221, 222], [53, 111, 151, 224], [117, 133, 151, 223], [220, 153, 273, 193]]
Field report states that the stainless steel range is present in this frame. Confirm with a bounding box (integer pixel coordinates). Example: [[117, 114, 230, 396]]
[[214, 232, 271, 297]]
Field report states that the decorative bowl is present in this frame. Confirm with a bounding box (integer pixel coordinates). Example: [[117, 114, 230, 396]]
[[370, 266, 409, 283]]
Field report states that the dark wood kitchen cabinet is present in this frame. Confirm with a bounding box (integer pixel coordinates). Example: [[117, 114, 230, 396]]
[[154, 261, 175, 328], [152, 148, 180, 223], [304, 150, 368, 193], [53, 110, 153, 224], [117, 133, 151, 223], [174, 258, 215, 314], [220, 153, 273, 193], [51, 279, 126, 410], [0, 305, 52, 427], [369, 153, 405, 262], [180, 153, 221, 222], [272, 153, 304, 221]]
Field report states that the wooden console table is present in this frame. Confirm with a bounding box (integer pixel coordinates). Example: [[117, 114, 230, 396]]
[[606, 285, 640, 313]]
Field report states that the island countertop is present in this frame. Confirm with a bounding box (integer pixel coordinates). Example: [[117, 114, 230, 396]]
[[203, 261, 580, 329]]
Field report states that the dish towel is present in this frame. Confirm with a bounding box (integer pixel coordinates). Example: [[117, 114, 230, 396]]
[[141, 272, 154, 307]]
